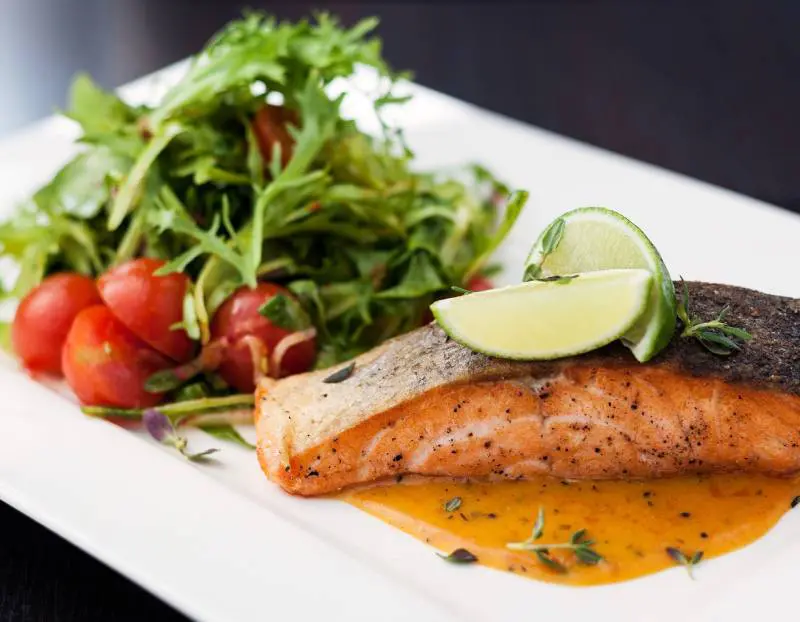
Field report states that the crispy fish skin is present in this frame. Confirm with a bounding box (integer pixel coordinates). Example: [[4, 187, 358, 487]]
[[255, 282, 800, 495]]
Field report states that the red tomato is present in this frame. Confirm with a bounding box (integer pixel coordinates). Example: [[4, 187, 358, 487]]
[[210, 283, 316, 393], [98, 258, 195, 363], [466, 276, 494, 291], [252, 105, 297, 168], [12, 273, 102, 376], [62, 305, 173, 408]]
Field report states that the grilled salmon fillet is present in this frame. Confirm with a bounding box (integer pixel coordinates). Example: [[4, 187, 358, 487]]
[[255, 282, 800, 496]]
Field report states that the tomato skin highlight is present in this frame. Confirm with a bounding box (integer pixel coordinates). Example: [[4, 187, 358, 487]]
[[210, 283, 316, 393], [62, 305, 173, 408], [98, 258, 195, 363], [12, 273, 102, 376]]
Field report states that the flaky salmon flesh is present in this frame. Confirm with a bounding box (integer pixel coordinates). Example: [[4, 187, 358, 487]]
[[255, 282, 800, 496]]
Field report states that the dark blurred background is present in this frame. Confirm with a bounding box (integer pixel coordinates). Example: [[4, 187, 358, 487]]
[[0, 1, 798, 619], [2, 1, 799, 212]]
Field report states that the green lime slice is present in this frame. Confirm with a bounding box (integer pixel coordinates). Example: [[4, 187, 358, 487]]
[[431, 269, 652, 360], [523, 207, 676, 362]]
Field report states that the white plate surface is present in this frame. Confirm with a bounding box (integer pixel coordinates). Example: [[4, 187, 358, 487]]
[[0, 63, 799, 622]]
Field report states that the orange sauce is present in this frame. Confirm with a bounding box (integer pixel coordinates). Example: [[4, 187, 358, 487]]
[[343, 474, 799, 585]]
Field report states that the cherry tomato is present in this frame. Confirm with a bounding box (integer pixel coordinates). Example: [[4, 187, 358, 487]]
[[98, 258, 195, 363], [252, 105, 297, 168], [62, 305, 173, 408], [12, 273, 102, 376], [466, 276, 494, 291], [210, 283, 316, 392]]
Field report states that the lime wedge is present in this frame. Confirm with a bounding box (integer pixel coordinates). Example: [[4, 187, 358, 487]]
[[431, 269, 652, 360], [523, 208, 676, 362]]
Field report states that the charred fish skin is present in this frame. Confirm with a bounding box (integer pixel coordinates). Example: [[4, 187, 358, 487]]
[[656, 282, 800, 394], [256, 282, 800, 495]]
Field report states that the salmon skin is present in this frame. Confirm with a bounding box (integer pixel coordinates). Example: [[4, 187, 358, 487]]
[[255, 282, 800, 496]]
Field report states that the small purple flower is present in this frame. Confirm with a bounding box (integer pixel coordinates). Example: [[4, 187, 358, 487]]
[[143, 408, 175, 443], [142, 408, 218, 462]]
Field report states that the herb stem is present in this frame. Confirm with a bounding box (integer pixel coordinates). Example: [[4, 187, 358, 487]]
[[82, 394, 254, 422], [506, 542, 589, 552], [108, 122, 183, 231]]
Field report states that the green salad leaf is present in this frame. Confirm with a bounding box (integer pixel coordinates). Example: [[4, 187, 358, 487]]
[[199, 423, 256, 450], [0, 322, 10, 353], [0, 10, 527, 372]]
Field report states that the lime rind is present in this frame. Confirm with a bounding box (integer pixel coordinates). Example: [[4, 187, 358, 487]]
[[523, 207, 676, 362]]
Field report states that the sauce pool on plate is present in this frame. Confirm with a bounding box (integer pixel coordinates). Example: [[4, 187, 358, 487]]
[[342, 474, 799, 585]]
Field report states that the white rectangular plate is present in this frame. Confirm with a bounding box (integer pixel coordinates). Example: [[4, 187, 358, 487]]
[[1, 63, 799, 622]]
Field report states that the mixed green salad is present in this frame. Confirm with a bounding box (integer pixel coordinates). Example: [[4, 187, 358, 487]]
[[0, 12, 525, 447]]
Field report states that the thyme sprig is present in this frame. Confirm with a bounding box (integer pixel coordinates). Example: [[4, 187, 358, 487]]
[[506, 507, 603, 573], [677, 280, 752, 355], [666, 547, 704, 579]]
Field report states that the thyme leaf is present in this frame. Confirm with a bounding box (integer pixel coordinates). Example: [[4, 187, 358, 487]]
[[438, 548, 478, 564], [444, 497, 462, 513], [677, 280, 752, 356], [506, 506, 603, 572], [666, 547, 704, 579], [536, 274, 578, 285], [143, 408, 220, 461]]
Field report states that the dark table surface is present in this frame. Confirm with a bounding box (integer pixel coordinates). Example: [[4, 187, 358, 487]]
[[2, 1, 799, 620]]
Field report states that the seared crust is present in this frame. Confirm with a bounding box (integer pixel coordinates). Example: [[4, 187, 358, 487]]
[[256, 281, 800, 494], [652, 282, 800, 394]]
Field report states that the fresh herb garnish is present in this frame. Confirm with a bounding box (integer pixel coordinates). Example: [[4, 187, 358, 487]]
[[438, 548, 478, 564], [0, 11, 524, 371], [536, 274, 578, 285], [82, 393, 254, 420], [666, 547, 704, 579], [791, 495, 800, 509], [143, 408, 219, 461], [322, 361, 355, 383], [259, 294, 311, 332], [677, 280, 752, 355], [506, 506, 603, 573], [444, 496, 462, 512], [0, 322, 10, 353], [143, 339, 228, 393], [523, 217, 565, 281], [199, 424, 256, 450]]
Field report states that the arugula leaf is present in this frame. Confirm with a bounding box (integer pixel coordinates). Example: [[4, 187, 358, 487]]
[[33, 149, 128, 220], [0, 322, 11, 354], [108, 122, 183, 230], [67, 74, 140, 142], [199, 424, 256, 450], [376, 252, 445, 299], [150, 187, 255, 286], [465, 189, 529, 279], [150, 12, 388, 128], [3, 10, 527, 380], [259, 294, 311, 331]]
